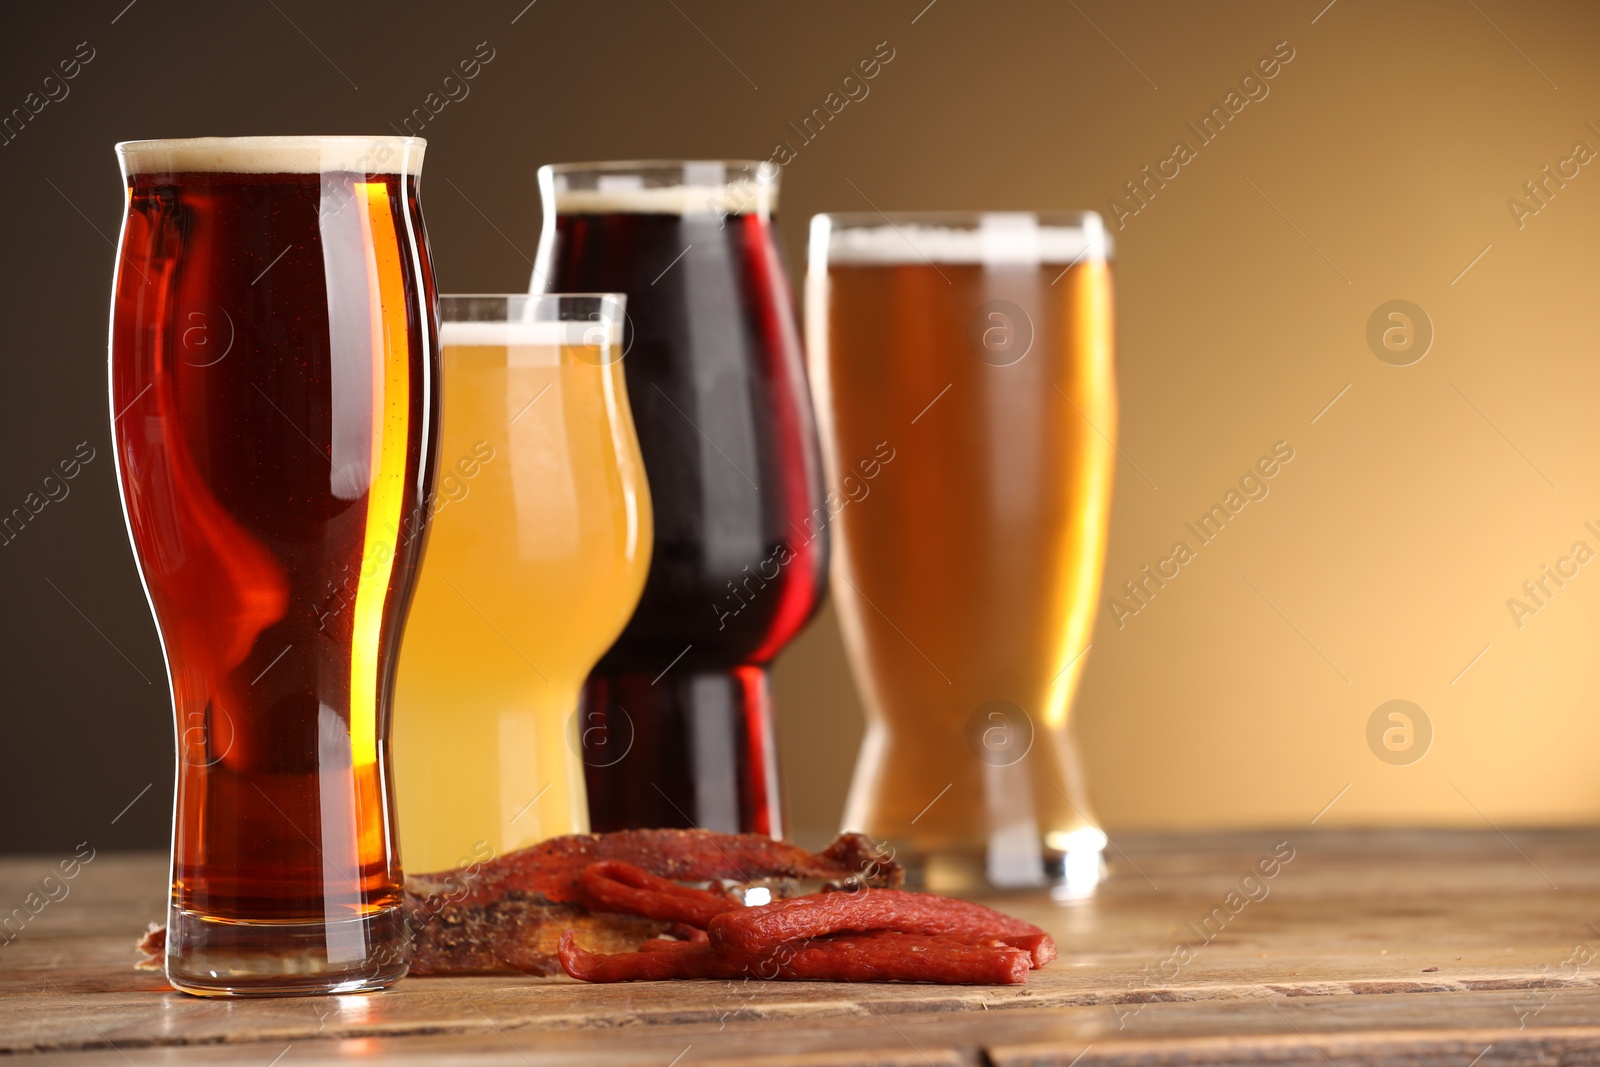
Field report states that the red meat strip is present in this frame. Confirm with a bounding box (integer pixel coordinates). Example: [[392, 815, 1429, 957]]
[[558, 931, 1031, 985], [403, 832, 899, 975], [708, 889, 1056, 968], [410, 830, 900, 909], [578, 860, 743, 928]]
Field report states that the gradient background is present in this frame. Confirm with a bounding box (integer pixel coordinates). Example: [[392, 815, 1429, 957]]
[[4, 0, 1598, 854]]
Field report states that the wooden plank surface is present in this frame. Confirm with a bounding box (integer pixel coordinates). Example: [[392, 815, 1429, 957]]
[[3, 830, 1598, 1064]]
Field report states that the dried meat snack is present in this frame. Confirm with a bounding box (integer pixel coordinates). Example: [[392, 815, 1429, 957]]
[[406, 896, 663, 976], [407, 832, 897, 975], [138, 832, 906, 977], [134, 923, 165, 970], [639, 936, 702, 952], [558, 931, 1032, 985], [408, 830, 900, 910], [708, 889, 1056, 968], [668, 922, 710, 943], [578, 860, 742, 928]]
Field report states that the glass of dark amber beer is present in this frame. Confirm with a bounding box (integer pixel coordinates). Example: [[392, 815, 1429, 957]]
[[534, 162, 829, 837], [807, 212, 1114, 894], [110, 136, 438, 995]]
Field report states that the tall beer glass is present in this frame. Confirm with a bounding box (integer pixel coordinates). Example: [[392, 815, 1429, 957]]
[[394, 295, 652, 873], [110, 136, 437, 995], [533, 162, 828, 836], [807, 212, 1114, 893]]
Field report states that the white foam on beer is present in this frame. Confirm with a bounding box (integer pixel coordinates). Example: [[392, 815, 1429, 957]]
[[549, 166, 776, 217], [818, 214, 1111, 265], [441, 320, 620, 349], [116, 136, 424, 175], [552, 186, 778, 217]]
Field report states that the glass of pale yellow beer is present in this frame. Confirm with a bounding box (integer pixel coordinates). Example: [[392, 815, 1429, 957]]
[[806, 213, 1114, 894], [394, 294, 652, 874]]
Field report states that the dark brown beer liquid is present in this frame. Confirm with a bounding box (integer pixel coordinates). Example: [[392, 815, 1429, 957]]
[[111, 148, 437, 994], [537, 180, 829, 837]]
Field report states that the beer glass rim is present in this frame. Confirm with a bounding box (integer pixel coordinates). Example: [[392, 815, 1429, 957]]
[[809, 210, 1114, 264], [540, 159, 774, 179], [115, 135, 425, 176], [439, 293, 626, 319], [439, 294, 627, 353], [538, 161, 778, 220], [814, 209, 1103, 228]]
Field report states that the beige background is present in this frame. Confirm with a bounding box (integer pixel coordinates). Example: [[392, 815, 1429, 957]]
[[4, 0, 1599, 851], [764, 0, 1600, 844]]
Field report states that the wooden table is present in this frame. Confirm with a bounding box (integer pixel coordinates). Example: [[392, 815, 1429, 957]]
[[4, 830, 1599, 1064]]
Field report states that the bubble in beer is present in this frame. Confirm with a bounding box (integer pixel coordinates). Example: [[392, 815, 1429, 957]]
[[966, 700, 1035, 767], [1366, 699, 1432, 765]]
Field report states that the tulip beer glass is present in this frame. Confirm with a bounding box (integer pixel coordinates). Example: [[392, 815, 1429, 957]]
[[534, 162, 829, 836], [393, 295, 652, 873], [110, 136, 437, 994]]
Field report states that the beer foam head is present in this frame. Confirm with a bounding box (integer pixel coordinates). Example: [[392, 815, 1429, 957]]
[[540, 161, 778, 217], [440, 319, 621, 349], [440, 294, 626, 363], [116, 136, 425, 176], [812, 212, 1112, 265]]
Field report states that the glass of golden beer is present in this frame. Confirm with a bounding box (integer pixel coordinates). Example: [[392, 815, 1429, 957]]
[[393, 294, 652, 874], [806, 212, 1115, 894]]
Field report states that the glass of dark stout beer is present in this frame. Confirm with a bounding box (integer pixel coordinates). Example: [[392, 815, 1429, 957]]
[[110, 136, 438, 995], [807, 212, 1114, 894], [533, 161, 829, 837]]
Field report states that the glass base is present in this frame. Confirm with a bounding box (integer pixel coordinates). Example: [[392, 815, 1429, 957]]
[[844, 709, 1109, 897], [164, 906, 409, 997], [896, 828, 1108, 899]]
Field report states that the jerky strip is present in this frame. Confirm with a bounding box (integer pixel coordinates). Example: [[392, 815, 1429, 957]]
[[407, 897, 664, 976], [709, 889, 1056, 968], [138, 832, 902, 976], [578, 860, 742, 928], [134, 923, 165, 971], [409, 831, 900, 909], [558, 931, 1031, 985], [404, 832, 897, 976]]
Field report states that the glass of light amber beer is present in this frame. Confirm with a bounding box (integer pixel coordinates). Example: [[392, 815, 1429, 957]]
[[110, 136, 437, 994], [807, 212, 1114, 893], [393, 295, 652, 874]]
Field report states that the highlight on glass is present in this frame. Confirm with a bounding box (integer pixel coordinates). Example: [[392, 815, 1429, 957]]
[[806, 210, 1115, 894], [109, 135, 437, 995], [392, 294, 652, 875]]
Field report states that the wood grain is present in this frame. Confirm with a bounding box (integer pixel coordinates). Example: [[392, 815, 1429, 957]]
[[3, 830, 1597, 1064]]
